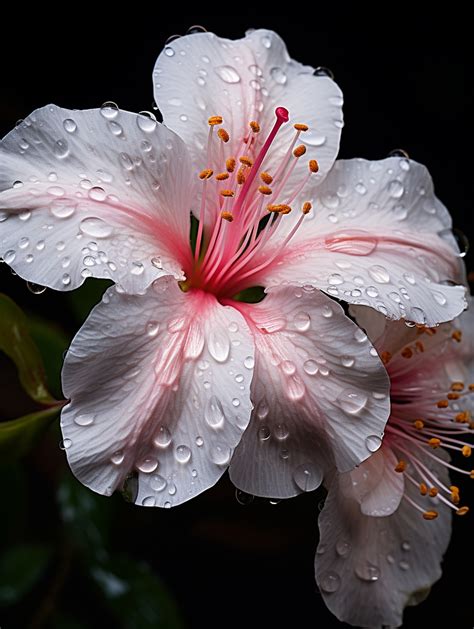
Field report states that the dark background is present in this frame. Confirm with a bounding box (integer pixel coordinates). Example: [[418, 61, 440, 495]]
[[0, 11, 472, 629]]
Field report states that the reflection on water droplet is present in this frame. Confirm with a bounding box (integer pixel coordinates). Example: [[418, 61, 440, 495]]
[[365, 434, 382, 452], [205, 396, 225, 428], [59, 438, 72, 450], [368, 265, 390, 284], [235, 489, 254, 505], [208, 329, 230, 362], [137, 457, 158, 473], [142, 496, 156, 507], [319, 571, 341, 593], [175, 445, 191, 464], [336, 540, 352, 557], [154, 426, 172, 448], [355, 562, 380, 582], [80, 217, 113, 239], [388, 180, 404, 199], [313, 66, 334, 80], [111, 450, 124, 465], [27, 282, 47, 295], [100, 102, 119, 119], [214, 65, 241, 83], [210, 443, 232, 465], [338, 389, 368, 415], [258, 426, 271, 441], [293, 463, 322, 492], [74, 413, 95, 426]]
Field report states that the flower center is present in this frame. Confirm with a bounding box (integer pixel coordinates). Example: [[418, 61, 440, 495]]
[[183, 108, 319, 298], [384, 327, 473, 521]]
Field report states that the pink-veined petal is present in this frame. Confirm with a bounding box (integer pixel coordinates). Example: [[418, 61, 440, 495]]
[[315, 450, 451, 628], [228, 285, 390, 498], [262, 158, 466, 326], [60, 277, 254, 507], [154, 29, 342, 189], [0, 105, 194, 291]]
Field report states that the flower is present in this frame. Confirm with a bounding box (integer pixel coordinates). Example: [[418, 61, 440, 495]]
[[0, 29, 465, 506], [314, 301, 474, 627]]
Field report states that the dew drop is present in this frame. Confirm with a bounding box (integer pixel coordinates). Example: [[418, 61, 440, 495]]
[[399, 560, 410, 571], [100, 101, 119, 119], [207, 329, 230, 363], [146, 321, 159, 337], [62, 273, 71, 286], [403, 272, 416, 285], [210, 443, 232, 465], [293, 463, 322, 492], [270, 66, 287, 84], [80, 217, 113, 239], [294, 311, 311, 331], [59, 438, 72, 450], [175, 445, 191, 464], [137, 112, 157, 133], [261, 35, 272, 48], [50, 201, 76, 219], [338, 389, 368, 415], [27, 282, 46, 295], [137, 457, 158, 473], [205, 396, 225, 429], [281, 360, 296, 375], [432, 290, 447, 306], [111, 450, 124, 465], [74, 413, 95, 426], [336, 540, 352, 557], [354, 562, 380, 582], [365, 434, 382, 452], [164, 46, 175, 57], [402, 541, 411, 551], [131, 261, 144, 276], [154, 426, 172, 448], [53, 139, 69, 159], [302, 131, 327, 147], [142, 496, 156, 507], [341, 355, 355, 368], [313, 66, 334, 79], [214, 65, 241, 83], [18, 237, 29, 249], [388, 180, 404, 199], [244, 356, 254, 369], [368, 265, 390, 284], [235, 489, 254, 505], [386, 553, 395, 564], [319, 571, 340, 593], [355, 182, 367, 195], [275, 423, 289, 440], [195, 436, 204, 447], [303, 360, 318, 375], [328, 273, 344, 286], [164, 501, 172, 509], [258, 426, 271, 441]]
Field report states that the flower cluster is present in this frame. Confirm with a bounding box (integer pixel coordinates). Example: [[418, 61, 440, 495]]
[[0, 28, 471, 627]]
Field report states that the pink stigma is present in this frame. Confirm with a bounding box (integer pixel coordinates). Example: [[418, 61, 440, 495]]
[[275, 107, 289, 122]]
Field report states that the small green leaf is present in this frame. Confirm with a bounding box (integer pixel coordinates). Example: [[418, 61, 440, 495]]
[[90, 555, 184, 629], [0, 543, 53, 606], [0, 405, 62, 462], [30, 318, 69, 400], [0, 293, 56, 405], [233, 286, 266, 303]]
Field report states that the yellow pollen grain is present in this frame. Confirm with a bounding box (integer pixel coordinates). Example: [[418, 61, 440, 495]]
[[302, 202, 312, 215], [237, 168, 246, 185], [199, 169, 213, 180], [294, 123, 309, 131], [309, 159, 319, 173], [437, 399, 449, 409], [395, 460, 406, 473], [279, 207, 292, 215], [215, 172, 230, 181], [455, 411, 469, 423], [401, 347, 413, 359], [469, 383, 474, 391], [451, 382, 465, 392], [258, 185, 272, 195], [447, 392, 460, 400], [456, 506, 469, 516], [220, 189, 234, 197], [428, 437, 441, 448], [452, 330, 462, 342], [451, 493, 461, 505], [419, 483, 428, 496], [415, 341, 425, 353], [208, 115, 223, 126], [462, 445, 472, 458], [428, 487, 438, 497], [226, 157, 236, 173], [220, 211, 234, 222], [450, 485, 460, 493], [293, 144, 307, 158], [239, 156, 253, 167], [381, 351, 392, 364], [423, 510, 439, 520], [414, 419, 425, 430], [249, 121, 260, 133], [260, 172, 273, 185], [267, 204, 292, 215], [217, 128, 230, 143]]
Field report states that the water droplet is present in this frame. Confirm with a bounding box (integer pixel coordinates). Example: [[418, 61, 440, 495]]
[[210, 443, 232, 465], [175, 445, 191, 464], [59, 438, 72, 450], [142, 496, 156, 507], [53, 139, 69, 159], [338, 389, 368, 415], [336, 540, 352, 557], [303, 360, 318, 375], [214, 65, 241, 83], [258, 426, 271, 441], [228, 321, 239, 333], [27, 282, 47, 295], [131, 261, 144, 276], [432, 290, 447, 306], [313, 66, 334, 80], [386, 553, 395, 564], [205, 396, 225, 429], [154, 426, 172, 448], [319, 571, 341, 593], [399, 560, 409, 571], [164, 501, 172, 509], [164, 45, 175, 57], [388, 148, 409, 159], [74, 413, 95, 426], [270, 66, 287, 84], [195, 436, 204, 447], [294, 311, 311, 331], [293, 463, 322, 492], [355, 182, 367, 195], [341, 355, 355, 368], [88, 186, 107, 202], [235, 489, 254, 505], [138, 457, 158, 473], [100, 101, 119, 119], [18, 237, 29, 249], [62, 273, 71, 286], [136, 112, 157, 133], [207, 329, 230, 362], [48, 185, 65, 197], [275, 423, 289, 440], [19, 210, 31, 221], [244, 356, 254, 369], [146, 321, 159, 337], [328, 273, 344, 286], [368, 265, 390, 284], [388, 180, 404, 199], [80, 217, 113, 239], [403, 272, 416, 285], [261, 34, 272, 48], [302, 131, 327, 147], [409, 306, 426, 324], [355, 562, 380, 582], [402, 541, 411, 551], [234, 373, 244, 383], [50, 201, 76, 219], [365, 434, 382, 452], [281, 360, 296, 375]]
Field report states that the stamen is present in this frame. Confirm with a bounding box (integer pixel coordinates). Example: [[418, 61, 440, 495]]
[[293, 144, 307, 158], [239, 156, 253, 167], [469, 384, 474, 391], [452, 330, 462, 342], [302, 202, 312, 214], [462, 445, 472, 457], [226, 158, 236, 172], [258, 185, 272, 195], [217, 128, 230, 143], [423, 510, 439, 520], [414, 419, 425, 430], [220, 189, 234, 197], [260, 172, 273, 184], [401, 347, 413, 359], [237, 168, 246, 185], [208, 115, 223, 126], [456, 506, 469, 516], [249, 121, 260, 133], [381, 351, 392, 364], [448, 392, 460, 400], [437, 399, 449, 408], [429, 487, 439, 497], [294, 123, 309, 131], [428, 438, 442, 448], [395, 460, 406, 473], [221, 211, 234, 222], [451, 382, 465, 391], [216, 172, 230, 181], [309, 159, 319, 173], [456, 412, 470, 423], [420, 482, 428, 495], [199, 169, 213, 180]]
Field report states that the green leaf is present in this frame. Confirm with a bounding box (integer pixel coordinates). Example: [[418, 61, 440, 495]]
[[66, 278, 112, 325], [30, 318, 69, 400], [233, 286, 266, 303], [90, 555, 184, 629], [0, 293, 56, 405], [0, 405, 62, 463], [0, 543, 53, 606]]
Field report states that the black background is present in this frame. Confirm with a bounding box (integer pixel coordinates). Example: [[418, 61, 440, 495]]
[[0, 11, 472, 629]]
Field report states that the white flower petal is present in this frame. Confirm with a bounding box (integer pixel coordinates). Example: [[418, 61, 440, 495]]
[[315, 449, 451, 628], [61, 278, 254, 507], [229, 285, 390, 498], [264, 157, 466, 326], [154, 29, 342, 186], [0, 105, 194, 291]]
